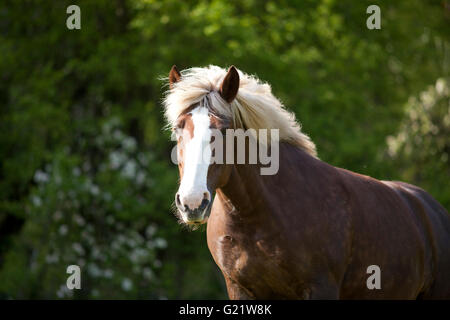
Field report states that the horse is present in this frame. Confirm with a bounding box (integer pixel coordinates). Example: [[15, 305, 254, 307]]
[[163, 64, 450, 299]]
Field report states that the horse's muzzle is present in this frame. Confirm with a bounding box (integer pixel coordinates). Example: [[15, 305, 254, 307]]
[[175, 192, 212, 224]]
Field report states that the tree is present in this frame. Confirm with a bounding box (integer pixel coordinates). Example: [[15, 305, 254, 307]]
[[386, 78, 450, 209]]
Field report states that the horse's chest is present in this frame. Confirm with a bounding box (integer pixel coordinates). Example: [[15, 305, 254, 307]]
[[211, 233, 296, 295], [212, 235, 247, 278]]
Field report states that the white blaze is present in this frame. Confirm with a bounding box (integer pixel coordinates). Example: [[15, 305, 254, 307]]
[[178, 107, 211, 210]]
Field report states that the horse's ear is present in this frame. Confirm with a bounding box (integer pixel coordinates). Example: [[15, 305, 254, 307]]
[[220, 66, 239, 103], [169, 65, 181, 89]]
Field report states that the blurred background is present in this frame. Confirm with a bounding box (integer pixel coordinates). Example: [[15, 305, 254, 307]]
[[0, 0, 448, 299]]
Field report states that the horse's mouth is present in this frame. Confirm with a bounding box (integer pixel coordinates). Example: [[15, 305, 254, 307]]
[[186, 217, 208, 225]]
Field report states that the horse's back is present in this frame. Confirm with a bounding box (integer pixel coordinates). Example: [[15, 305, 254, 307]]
[[383, 181, 450, 299]]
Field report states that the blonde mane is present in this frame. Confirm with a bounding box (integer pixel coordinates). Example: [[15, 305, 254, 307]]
[[163, 65, 317, 157]]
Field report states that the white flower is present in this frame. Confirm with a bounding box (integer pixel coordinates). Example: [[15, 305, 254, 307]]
[[87, 263, 102, 278], [72, 243, 85, 256], [435, 78, 446, 95], [122, 137, 137, 152], [154, 238, 167, 249], [72, 167, 81, 177], [31, 196, 42, 207], [90, 184, 100, 196], [34, 170, 49, 183], [113, 129, 125, 141], [103, 269, 114, 279], [122, 160, 137, 178], [59, 225, 68, 236], [136, 171, 146, 185], [121, 278, 133, 291], [73, 214, 85, 226], [143, 267, 154, 280], [109, 151, 126, 169], [56, 284, 72, 298], [145, 225, 157, 237], [45, 253, 59, 264]]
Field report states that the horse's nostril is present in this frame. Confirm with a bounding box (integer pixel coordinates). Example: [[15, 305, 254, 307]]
[[199, 198, 210, 211], [176, 193, 181, 207]]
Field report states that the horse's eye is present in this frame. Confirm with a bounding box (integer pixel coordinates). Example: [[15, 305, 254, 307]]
[[176, 119, 185, 129]]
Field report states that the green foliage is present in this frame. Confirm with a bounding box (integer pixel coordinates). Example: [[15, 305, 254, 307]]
[[387, 78, 450, 209], [0, 0, 448, 299], [0, 118, 169, 298]]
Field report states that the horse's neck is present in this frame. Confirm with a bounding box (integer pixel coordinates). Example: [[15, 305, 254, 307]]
[[218, 163, 264, 216], [216, 142, 316, 222]]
